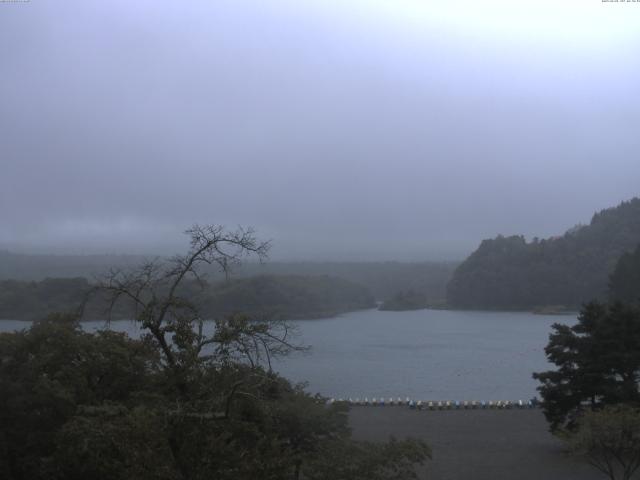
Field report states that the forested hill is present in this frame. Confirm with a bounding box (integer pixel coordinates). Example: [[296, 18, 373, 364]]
[[446, 198, 640, 310]]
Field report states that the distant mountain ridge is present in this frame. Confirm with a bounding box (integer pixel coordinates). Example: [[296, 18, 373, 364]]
[[0, 251, 456, 303], [446, 198, 640, 310]]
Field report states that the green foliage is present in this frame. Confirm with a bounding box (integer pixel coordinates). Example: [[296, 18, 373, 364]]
[[533, 302, 640, 431], [610, 243, 640, 305], [447, 198, 640, 309], [0, 315, 430, 480], [0, 314, 161, 480], [55, 405, 177, 480], [564, 405, 640, 480]]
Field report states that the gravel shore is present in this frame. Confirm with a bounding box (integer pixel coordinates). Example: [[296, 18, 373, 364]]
[[349, 407, 603, 480]]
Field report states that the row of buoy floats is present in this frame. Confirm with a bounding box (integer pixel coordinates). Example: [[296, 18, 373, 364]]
[[326, 397, 539, 410]]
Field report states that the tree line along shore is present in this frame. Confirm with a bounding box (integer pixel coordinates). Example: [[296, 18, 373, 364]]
[[2, 198, 639, 317]]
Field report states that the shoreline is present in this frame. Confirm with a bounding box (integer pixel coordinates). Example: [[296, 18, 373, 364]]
[[378, 305, 579, 316], [0, 305, 580, 323]]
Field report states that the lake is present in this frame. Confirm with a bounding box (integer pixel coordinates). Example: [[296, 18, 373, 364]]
[[0, 308, 573, 401]]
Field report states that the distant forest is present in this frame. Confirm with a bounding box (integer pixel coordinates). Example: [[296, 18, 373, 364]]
[[378, 289, 431, 311], [447, 198, 640, 310], [0, 275, 375, 321], [0, 252, 457, 303], [609, 243, 640, 304]]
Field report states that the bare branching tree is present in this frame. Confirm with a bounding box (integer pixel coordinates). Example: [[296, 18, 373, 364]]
[[87, 224, 302, 400]]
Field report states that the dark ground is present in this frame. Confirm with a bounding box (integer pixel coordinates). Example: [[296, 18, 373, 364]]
[[349, 407, 604, 480]]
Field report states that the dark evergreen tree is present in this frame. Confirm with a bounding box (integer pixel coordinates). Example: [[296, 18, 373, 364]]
[[609, 243, 640, 304], [533, 302, 640, 431]]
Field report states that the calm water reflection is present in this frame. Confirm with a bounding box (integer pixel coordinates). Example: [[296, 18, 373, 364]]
[[274, 309, 574, 400]]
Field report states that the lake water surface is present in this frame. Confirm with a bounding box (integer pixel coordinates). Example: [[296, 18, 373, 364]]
[[1, 309, 574, 401]]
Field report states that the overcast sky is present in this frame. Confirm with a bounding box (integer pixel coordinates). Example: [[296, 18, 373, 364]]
[[1, 0, 639, 260]]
